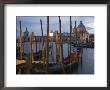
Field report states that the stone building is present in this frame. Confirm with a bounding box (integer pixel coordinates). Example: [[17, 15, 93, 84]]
[[46, 21, 94, 43], [72, 21, 91, 44]]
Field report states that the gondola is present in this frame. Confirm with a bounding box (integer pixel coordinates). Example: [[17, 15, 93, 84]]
[[16, 51, 80, 74], [31, 51, 80, 74]]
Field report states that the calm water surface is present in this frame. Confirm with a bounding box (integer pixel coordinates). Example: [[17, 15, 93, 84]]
[[22, 42, 94, 74]]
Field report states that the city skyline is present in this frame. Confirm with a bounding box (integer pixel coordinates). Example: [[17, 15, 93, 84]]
[[16, 16, 94, 37]]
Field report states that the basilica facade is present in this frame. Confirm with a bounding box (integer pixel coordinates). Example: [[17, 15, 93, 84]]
[[72, 21, 93, 44]]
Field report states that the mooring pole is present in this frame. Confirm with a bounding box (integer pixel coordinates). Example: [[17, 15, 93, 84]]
[[59, 16, 65, 74], [70, 16, 72, 71], [56, 31, 59, 63], [35, 36, 37, 54], [40, 19, 45, 65], [30, 32, 34, 63], [70, 16, 72, 55], [19, 21, 23, 60], [46, 16, 49, 74]]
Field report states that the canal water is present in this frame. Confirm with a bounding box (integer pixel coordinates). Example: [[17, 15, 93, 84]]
[[22, 42, 94, 74]]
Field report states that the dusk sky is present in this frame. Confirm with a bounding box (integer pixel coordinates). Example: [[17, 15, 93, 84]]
[[16, 16, 94, 37]]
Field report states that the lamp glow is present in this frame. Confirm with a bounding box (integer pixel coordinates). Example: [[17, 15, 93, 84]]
[[49, 32, 53, 37]]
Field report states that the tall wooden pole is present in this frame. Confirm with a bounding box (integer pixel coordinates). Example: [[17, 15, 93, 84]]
[[40, 19, 45, 65], [46, 16, 49, 74], [70, 16, 72, 55], [56, 31, 59, 63], [30, 32, 34, 63], [59, 16, 65, 74], [52, 35, 54, 62], [19, 21, 22, 60], [70, 16, 72, 71], [35, 36, 37, 54]]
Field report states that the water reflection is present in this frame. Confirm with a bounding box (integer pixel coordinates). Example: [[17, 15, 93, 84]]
[[22, 42, 94, 74]]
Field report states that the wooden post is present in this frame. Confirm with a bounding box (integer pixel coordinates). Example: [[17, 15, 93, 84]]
[[30, 32, 34, 63], [70, 16, 72, 55], [46, 16, 49, 74], [40, 19, 45, 65], [19, 21, 23, 60], [56, 31, 59, 63], [35, 36, 37, 54], [59, 16, 65, 74], [35, 36, 38, 61], [52, 35, 54, 62], [20, 32, 23, 60], [70, 16, 72, 71]]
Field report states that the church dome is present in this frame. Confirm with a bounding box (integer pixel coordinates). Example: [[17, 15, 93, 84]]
[[77, 21, 86, 32]]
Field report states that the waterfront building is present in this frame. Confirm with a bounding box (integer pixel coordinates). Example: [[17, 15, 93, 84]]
[[72, 21, 94, 43], [24, 21, 94, 43]]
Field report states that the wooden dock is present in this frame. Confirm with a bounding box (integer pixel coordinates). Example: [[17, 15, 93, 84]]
[[16, 59, 57, 66]]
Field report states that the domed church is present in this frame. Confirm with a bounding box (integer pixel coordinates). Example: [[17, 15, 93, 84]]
[[72, 21, 90, 43]]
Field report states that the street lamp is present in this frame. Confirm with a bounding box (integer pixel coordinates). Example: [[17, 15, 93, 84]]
[[49, 32, 53, 37], [49, 32, 54, 62]]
